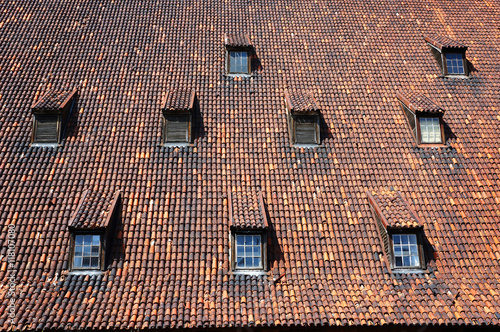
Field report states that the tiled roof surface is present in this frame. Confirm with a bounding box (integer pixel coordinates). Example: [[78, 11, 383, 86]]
[[396, 91, 445, 114], [229, 190, 268, 230], [224, 33, 252, 47], [161, 88, 195, 112], [285, 90, 320, 113], [68, 190, 120, 230], [368, 190, 423, 229], [424, 34, 467, 50], [31, 88, 77, 112], [1, 0, 500, 330]]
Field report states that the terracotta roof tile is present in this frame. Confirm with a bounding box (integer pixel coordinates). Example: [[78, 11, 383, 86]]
[[285, 90, 320, 113], [229, 190, 268, 230], [31, 88, 77, 112], [396, 91, 445, 115], [224, 33, 252, 47], [368, 190, 423, 229], [161, 88, 195, 112], [68, 190, 120, 230], [424, 35, 467, 50]]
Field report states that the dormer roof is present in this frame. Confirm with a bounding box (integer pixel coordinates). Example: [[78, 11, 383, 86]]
[[161, 88, 195, 113], [424, 35, 467, 50], [68, 190, 120, 230], [285, 90, 320, 114], [396, 91, 445, 115], [32, 88, 77, 113], [224, 33, 252, 47], [368, 190, 423, 229], [229, 190, 269, 230]]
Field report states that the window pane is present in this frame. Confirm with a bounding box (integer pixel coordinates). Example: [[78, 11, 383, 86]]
[[91, 246, 100, 255], [82, 257, 90, 267], [90, 257, 99, 267], [92, 235, 100, 245], [236, 235, 244, 245], [393, 233, 421, 268], [234, 234, 263, 269], [74, 257, 82, 268], [84, 235, 92, 245], [229, 51, 248, 73], [420, 117, 441, 143], [75, 235, 83, 246], [445, 53, 465, 75]]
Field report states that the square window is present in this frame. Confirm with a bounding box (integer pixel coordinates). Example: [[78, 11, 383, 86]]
[[234, 234, 264, 270], [445, 53, 465, 75], [33, 115, 59, 143], [73, 234, 101, 270], [419, 117, 442, 144], [294, 116, 319, 144], [164, 115, 190, 143], [228, 51, 249, 74], [391, 233, 422, 269]]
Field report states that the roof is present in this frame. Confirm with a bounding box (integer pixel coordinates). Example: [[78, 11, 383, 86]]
[[229, 190, 269, 230], [161, 88, 195, 112], [68, 190, 120, 230], [224, 33, 252, 47], [31, 88, 77, 112], [285, 90, 320, 113], [424, 34, 468, 50], [367, 190, 423, 229], [396, 91, 445, 115], [1, 0, 500, 330]]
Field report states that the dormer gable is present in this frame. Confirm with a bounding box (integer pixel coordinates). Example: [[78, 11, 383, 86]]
[[31, 88, 77, 145], [225, 33, 252, 75], [285, 89, 321, 145], [161, 88, 195, 145], [424, 35, 468, 77]]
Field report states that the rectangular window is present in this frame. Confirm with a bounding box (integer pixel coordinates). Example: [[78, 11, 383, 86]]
[[165, 115, 189, 143], [419, 117, 442, 144], [392, 233, 420, 268], [235, 234, 263, 270], [445, 53, 465, 75], [33, 115, 59, 143], [295, 116, 318, 144], [229, 51, 249, 74], [73, 234, 101, 269]]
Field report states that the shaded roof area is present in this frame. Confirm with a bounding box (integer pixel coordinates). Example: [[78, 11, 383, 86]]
[[397, 91, 445, 115], [1, 0, 500, 330], [368, 190, 423, 229], [424, 34, 468, 50]]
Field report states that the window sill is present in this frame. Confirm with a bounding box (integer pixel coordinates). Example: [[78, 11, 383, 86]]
[[225, 73, 252, 78], [231, 270, 268, 276], [443, 74, 469, 79], [293, 143, 320, 148], [416, 143, 450, 149], [162, 142, 193, 147], [391, 268, 429, 274], [31, 143, 59, 148], [68, 270, 103, 275]]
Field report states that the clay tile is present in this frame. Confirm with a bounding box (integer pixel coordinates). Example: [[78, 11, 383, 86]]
[[396, 91, 445, 115], [224, 33, 252, 47], [229, 189, 268, 230], [32, 88, 77, 114], [161, 88, 195, 113], [285, 90, 320, 114], [367, 189, 423, 229], [68, 190, 120, 230], [424, 34, 467, 50]]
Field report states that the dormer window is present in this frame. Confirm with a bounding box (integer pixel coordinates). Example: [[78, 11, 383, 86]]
[[161, 88, 195, 145], [396, 92, 445, 146], [368, 190, 426, 271], [68, 190, 120, 272], [31, 88, 77, 145], [229, 190, 269, 273], [424, 35, 468, 77], [225, 33, 252, 75], [285, 90, 321, 145]]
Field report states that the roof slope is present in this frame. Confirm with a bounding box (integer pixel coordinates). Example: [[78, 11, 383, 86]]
[[1, 0, 500, 330]]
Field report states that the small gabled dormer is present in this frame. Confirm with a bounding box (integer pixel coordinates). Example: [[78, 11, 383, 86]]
[[68, 190, 120, 272], [31, 88, 77, 145], [368, 190, 427, 272], [225, 33, 252, 75], [285, 90, 321, 146], [228, 190, 269, 274], [161, 88, 195, 145], [397, 91, 446, 147], [424, 35, 468, 77]]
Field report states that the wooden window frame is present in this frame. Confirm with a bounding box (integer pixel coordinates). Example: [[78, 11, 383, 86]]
[[441, 50, 468, 77], [162, 113, 192, 144], [289, 112, 320, 145], [226, 47, 251, 75], [32, 114, 61, 144], [416, 114, 445, 146], [231, 231, 267, 272], [69, 232, 105, 271], [388, 229, 425, 270]]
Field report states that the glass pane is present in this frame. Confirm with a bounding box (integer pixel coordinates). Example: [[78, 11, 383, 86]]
[[74, 246, 82, 256], [253, 246, 261, 256], [403, 256, 411, 266], [84, 235, 92, 245], [91, 246, 100, 255], [395, 257, 402, 267], [236, 235, 244, 245], [83, 246, 91, 255], [237, 246, 244, 256], [74, 257, 82, 268], [402, 235, 408, 245], [409, 234, 417, 244], [393, 235, 400, 244], [92, 235, 100, 245], [411, 256, 420, 266], [237, 257, 244, 267], [90, 257, 99, 267], [75, 235, 83, 246], [253, 258, 261, 267], [82, 257, 90, 267], [254, 236, 261, 245]]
